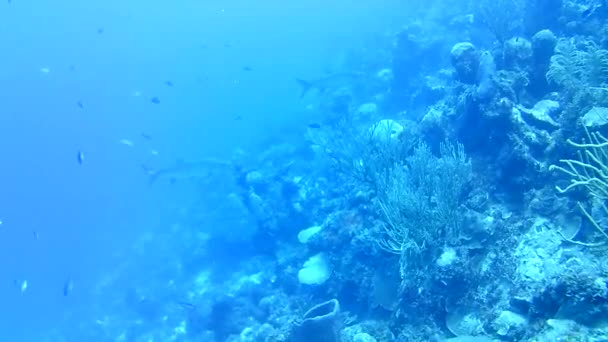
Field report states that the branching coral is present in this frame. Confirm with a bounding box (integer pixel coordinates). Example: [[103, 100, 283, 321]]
[[474, 0, 525, 43], [378, 140, 471, 279], [550, 126, 608, 246], [311, 118, 419, 193]]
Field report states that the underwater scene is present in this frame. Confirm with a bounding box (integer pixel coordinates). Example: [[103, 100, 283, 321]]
[[5, 0, 608, 341]]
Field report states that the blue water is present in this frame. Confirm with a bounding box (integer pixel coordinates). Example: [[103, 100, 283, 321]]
[[0, 0, 407, 339]]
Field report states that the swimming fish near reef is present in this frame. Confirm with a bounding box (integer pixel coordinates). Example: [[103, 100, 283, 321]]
[[582, 0, 608, 18], [144, 158, 234, 184], [77, 151, 85, 165], [582, 6, 595, 17], [119, 139, 134, 147], [150, 96, 160, 104], [63, 277, 73, 296], [295, 71, 365, 98], [177, 301, 197, 310]]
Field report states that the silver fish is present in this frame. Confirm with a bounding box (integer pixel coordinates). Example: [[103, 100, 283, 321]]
[[144, 158, 234, 184], [295, 71, 365, 97], [63, 277, 73, 296]]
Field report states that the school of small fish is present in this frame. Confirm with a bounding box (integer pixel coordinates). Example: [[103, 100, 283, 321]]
[[2, 2, 267, 302]]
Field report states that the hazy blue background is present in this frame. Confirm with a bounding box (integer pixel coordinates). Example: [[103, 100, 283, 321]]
[[0, 0, 408, 339]]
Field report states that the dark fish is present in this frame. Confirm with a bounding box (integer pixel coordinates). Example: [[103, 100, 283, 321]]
[[582, 2, 608, 18], [141, 132, 152, 140], [76, 101, 84, 109], [224, 42, 233, 48], [164, 81, 174, 87], [77, 151, 84, 165], [177, 301, 197, 310], [307, 123, 321, 129], [582, 6, 595, 18], [242, 66, 253, 72], [97, 28, 104, 34], [68, 65, 76, 71], [63, 277, 73, 296], [33, 231, 39, 240], [150, 96, 160, 104], [233, 115, 243, 121]]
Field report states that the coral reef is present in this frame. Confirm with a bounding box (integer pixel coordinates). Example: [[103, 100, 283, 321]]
[[72, 1, 608, 341]]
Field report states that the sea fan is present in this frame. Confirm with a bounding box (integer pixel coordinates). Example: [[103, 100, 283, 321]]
[[546, 38, 588, 90], [582, 41, 608, 87]]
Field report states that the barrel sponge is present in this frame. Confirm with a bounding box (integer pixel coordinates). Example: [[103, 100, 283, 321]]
[[290, 299, 341, 342]]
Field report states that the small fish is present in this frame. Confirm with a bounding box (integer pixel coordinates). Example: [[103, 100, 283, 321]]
[[63, 277, 73, 296], [150, 96, 160, 104], [307, 123, 322, 129], [39, 67, 51, 74], [582, 6, 596, 18], [177, 301, 197, 310], [68, 65, 76, 71], [94, 319, 108, 326], [141, 132, 152, 140], [164, 81, 174, 87], [582, 1, 608, 18], [242, 66, 253, 72], [119, 139, 134, 147], [295, 71, 365, 98], [224, 42, 233, 48], [33, 231, 39, 240], [140, 164, 154, 175], [77, 151, 84, 165], [20, 280, 28, 293], [233, 115, 243, 121], [76, 101, 84, 109], [150, 149, 159, 156], [97, 28, 104, 34], [145, 158, 232, 184]]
